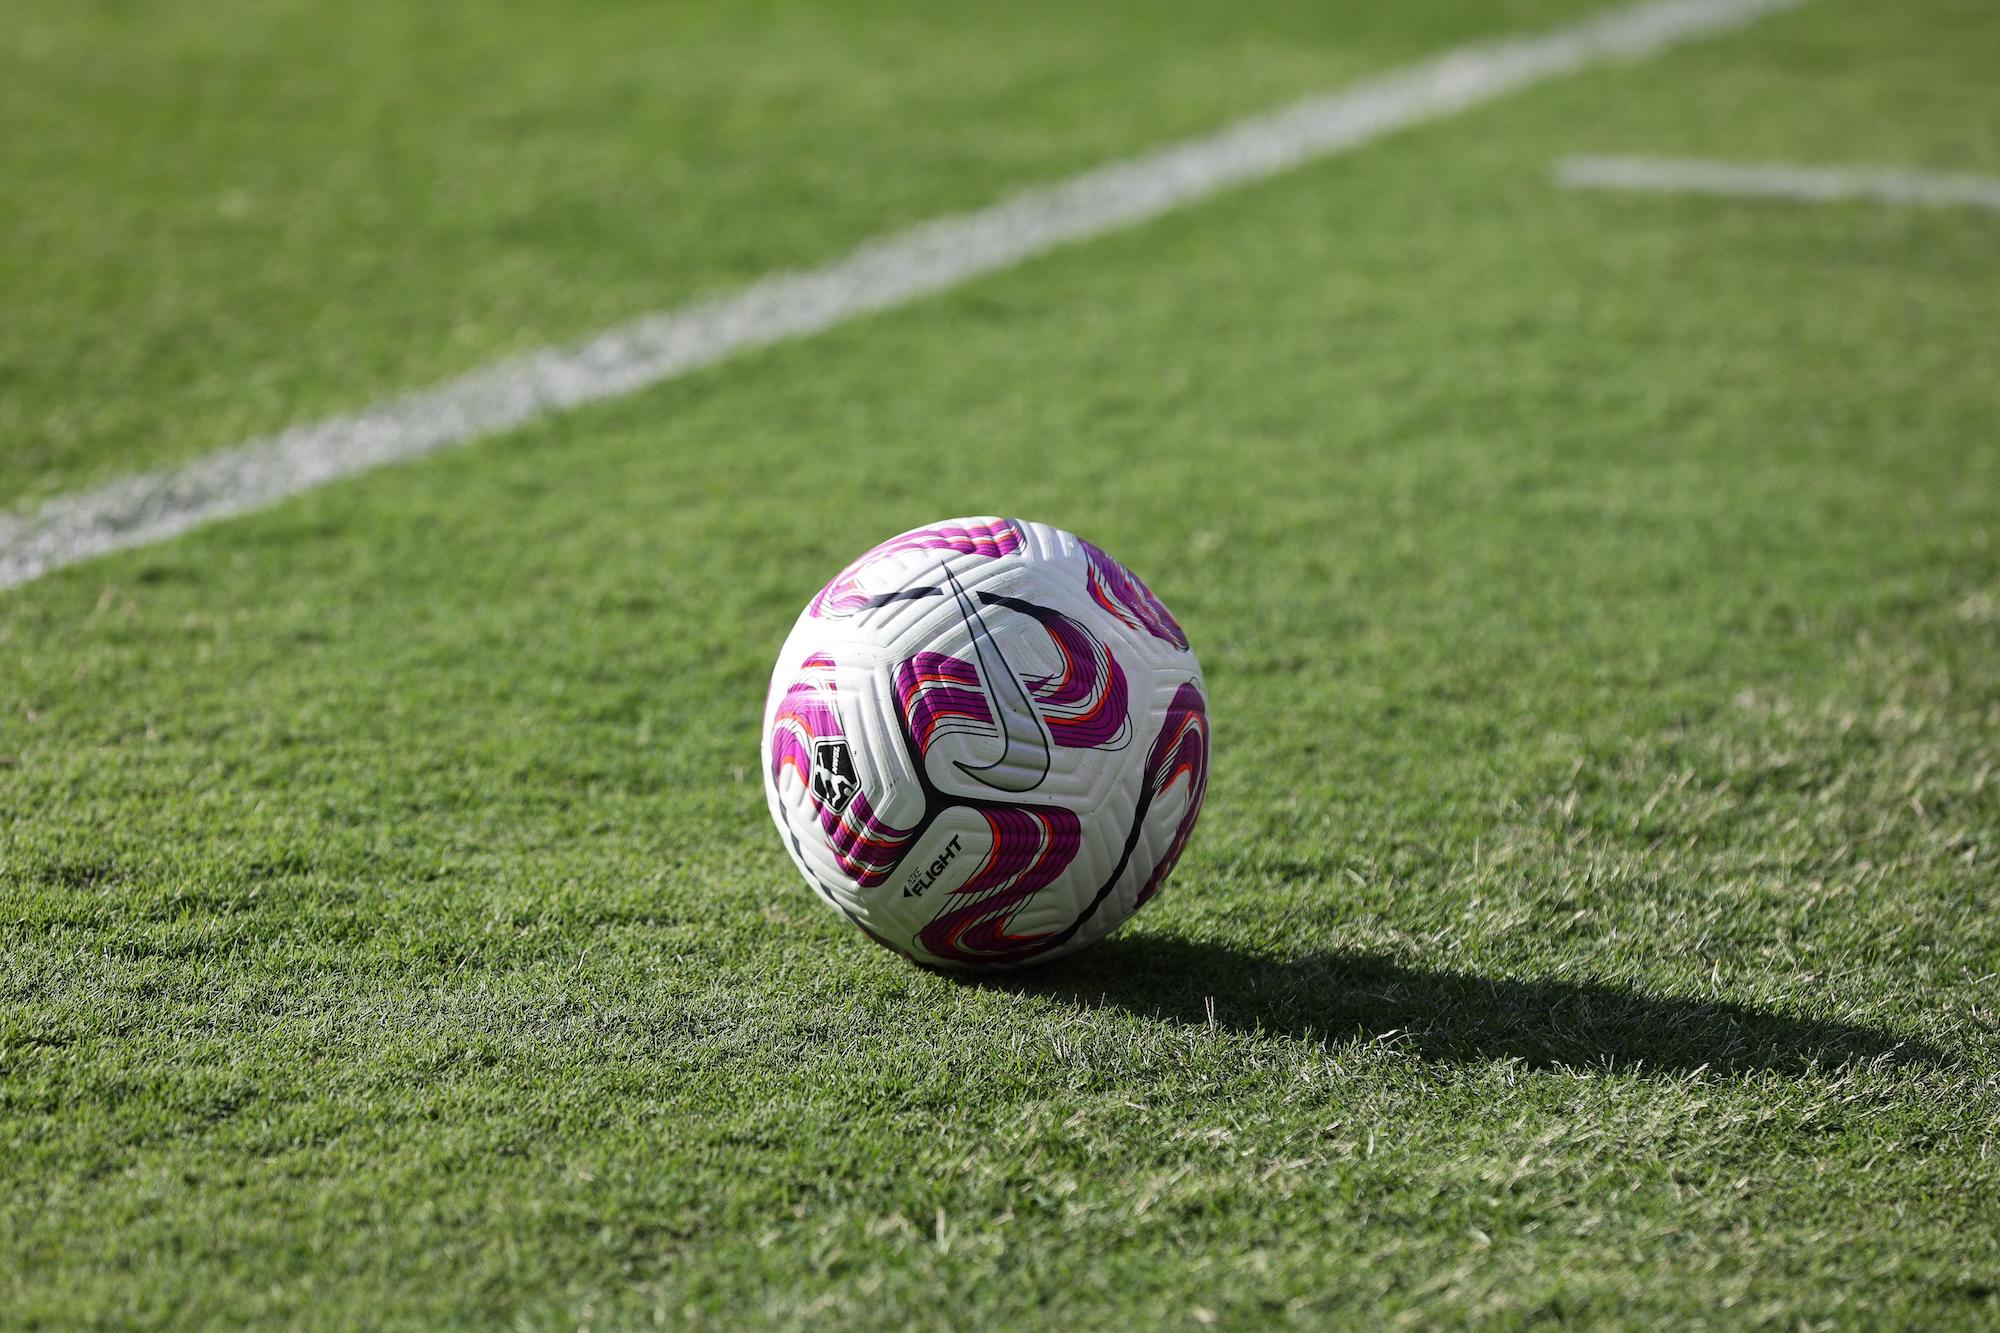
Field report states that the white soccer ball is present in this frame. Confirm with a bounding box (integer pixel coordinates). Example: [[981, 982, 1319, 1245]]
[[762, 517, 1209, 968]]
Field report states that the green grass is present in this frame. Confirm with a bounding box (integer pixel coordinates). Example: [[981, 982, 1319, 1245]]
[[5, 0, 1999, 1327], [0, 0, 1602, 505]]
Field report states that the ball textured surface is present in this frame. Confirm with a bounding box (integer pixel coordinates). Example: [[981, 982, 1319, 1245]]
[[762, 517, 1209, 968]]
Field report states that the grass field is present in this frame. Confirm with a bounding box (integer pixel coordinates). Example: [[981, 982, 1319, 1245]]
[[4, 0, 1998, 1327], [0, 0, 1607, 504]]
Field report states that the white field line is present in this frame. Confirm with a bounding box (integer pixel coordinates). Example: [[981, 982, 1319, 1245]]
[[0, 0, 1811, 592], [1557, 155, 2000, 210]]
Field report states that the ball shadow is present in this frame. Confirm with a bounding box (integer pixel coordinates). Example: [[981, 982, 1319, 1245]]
[[986, 934, 1944, 1076]]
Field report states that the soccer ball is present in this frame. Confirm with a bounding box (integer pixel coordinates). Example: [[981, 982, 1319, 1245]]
[[762, 517, 1209, 968]]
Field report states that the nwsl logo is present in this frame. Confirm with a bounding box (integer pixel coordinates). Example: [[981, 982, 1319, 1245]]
[[810, 738, 858, 813]]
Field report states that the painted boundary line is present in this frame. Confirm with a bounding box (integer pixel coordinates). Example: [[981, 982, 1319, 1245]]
[[1557, 155, 2000, 211], [0, 0, 1810, 591]]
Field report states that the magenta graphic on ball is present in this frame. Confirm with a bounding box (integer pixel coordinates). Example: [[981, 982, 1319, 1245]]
[[762, 518, 1209, 968]]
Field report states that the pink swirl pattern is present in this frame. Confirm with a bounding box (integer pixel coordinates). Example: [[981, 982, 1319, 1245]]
[[893, 652, 995, 759], [1014, 600, 1130, 751], [768, 652, 918, 888], [1080, 539, 1188, 650], [809, 520, 1024, 618], [918, 806, 1083, 966], [893, 601, 1127, 763], [822, 792, 918, 888], [1136, 682, 1209, 906], [767, 652, 840, 792]]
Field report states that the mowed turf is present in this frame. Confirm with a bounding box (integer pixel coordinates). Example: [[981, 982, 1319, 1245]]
[[0, 0, 1606, 505], [4, 0, 1999, 1327]]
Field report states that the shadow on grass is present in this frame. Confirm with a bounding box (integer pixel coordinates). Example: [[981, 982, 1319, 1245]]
[[990, 934, 1943, 1076]]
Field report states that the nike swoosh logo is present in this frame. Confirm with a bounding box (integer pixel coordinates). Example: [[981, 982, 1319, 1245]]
[[945, 566, 1051, 794]]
